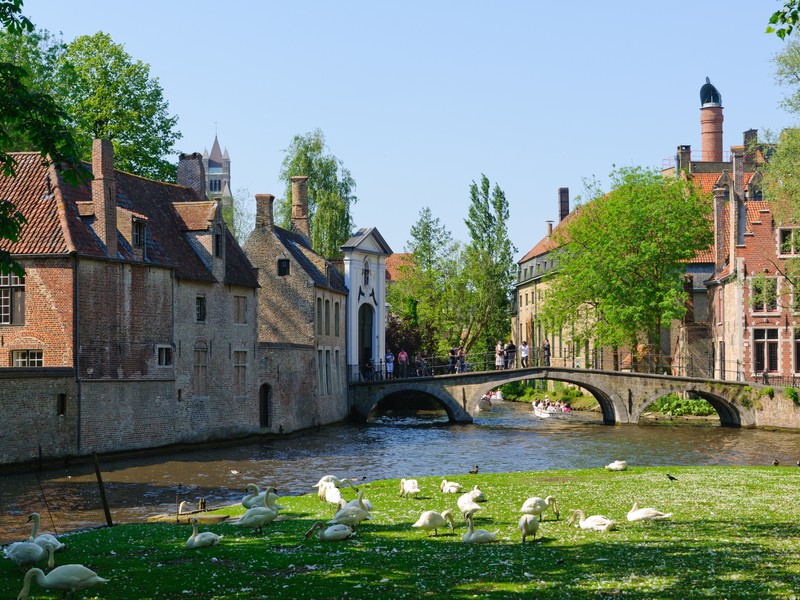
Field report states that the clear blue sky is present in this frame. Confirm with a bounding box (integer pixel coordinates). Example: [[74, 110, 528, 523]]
[[24, 1, 792, 259]]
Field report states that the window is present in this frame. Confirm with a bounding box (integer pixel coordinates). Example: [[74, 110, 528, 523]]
[[751, 278, 778, 313], [233, 351, 247, 395], [363, 259, 370, 286], [325, 350, 332, 395], [196, 296, 206, 322], [318, 349, 324, 391], [751, 186, 763, 201], [718, 288, 724, 323], [324, 299, 330, 335], [233, 295, 247, 323], [754, 329, 779, 373], [718, 341, 726, 380], [780, 229, 800, 256], [317, 298, 322, 334], [133, 221, 146, 247], [0, 274, 24, 325], [209, 179, 221, 192], [525, 293, 529, 306], [157, 346, 173, 366], [193, 347, 208, 396], [56, 394, 66, 417], [334, 302, 340, 337], [277, 259, 290, 276], [214, 226, 223, 258], [11, 349, 42, 367]]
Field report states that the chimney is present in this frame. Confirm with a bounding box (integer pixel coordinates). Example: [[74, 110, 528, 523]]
[[700, 78, 723, 162], [677, 145, 691, 172], [712, 184, 727, 271], [290, 175, 310, 239], [255, 194, 275, 231], [546, 221, 554, 237], [177, 152, 206, 198], [558, 187, 569, 222], [743, 129, 758, 163], [91, 139, 117, 257]]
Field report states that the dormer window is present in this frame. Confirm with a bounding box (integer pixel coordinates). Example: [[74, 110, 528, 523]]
[[133, 220, 146, 247], [363, 259, 371, 287], [214, 225, 223, 258]]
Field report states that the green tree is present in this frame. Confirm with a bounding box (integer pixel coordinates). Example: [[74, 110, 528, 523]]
[[772, 40, 800, 114], [541, 166, 713, 357], [276, 129, 356, 258], [222, 187, 255, 243], [0, 0, 85, 276], [460, 175, 517, 354], [768, 1, 800, 39]]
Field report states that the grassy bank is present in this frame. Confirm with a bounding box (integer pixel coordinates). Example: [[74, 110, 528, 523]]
[[3, 467, 799, 599]]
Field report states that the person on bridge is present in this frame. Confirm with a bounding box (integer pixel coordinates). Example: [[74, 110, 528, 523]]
[[457, 346, 465, 373], [495, 341, 505, 370], [520, 341, 529, 368], [543, 338, 551, 367], [505, 340, 517, 369], [386, 350, 395, 379], [448, 345, 458, 374], [397, 348, 409, 378]]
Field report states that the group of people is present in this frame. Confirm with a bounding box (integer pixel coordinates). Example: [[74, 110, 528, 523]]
[[533, 396, 572, 413], [495, 338, 550, 370], [447, 345, 467, 374]]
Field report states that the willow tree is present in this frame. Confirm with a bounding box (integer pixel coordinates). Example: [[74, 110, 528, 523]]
[[540, 166, 713, 357]]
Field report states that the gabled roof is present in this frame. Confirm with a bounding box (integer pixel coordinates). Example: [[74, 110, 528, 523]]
[[274, 226, 347, 293], [517, 210, 577, 264], [340, 227, 393, 255]]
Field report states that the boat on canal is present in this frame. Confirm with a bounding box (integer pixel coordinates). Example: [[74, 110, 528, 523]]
[[532, 402, 574, 419]]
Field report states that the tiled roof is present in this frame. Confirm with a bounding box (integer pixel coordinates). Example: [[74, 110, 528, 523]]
[[274, 226, 347, 293], [173, 202, 217, 231], [224, 228, 259, 288], [517, 210, 578, 264], [385, 253, 411, 281]]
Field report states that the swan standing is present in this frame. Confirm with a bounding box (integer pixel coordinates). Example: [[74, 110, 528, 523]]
[[186, 518, 221, 548], [412, 509, 456, 536], [17, 565, 109, 600], [242, 484, 268, 508], [439, 479, 463, 494], [567, 509, 616, 532], [340, 489, 374, 512], [4, 542, 54, 570], [627, 502, 673, 522], [462, 514, 499, 543], [304, 521, 354, 541], [520, 495, 560, 521], [26, 513, 66, 552], [319, 481, 345, 508], [399, 478, 420, 498], [518, 514, 540, 544], [457, 491, 482, 520]]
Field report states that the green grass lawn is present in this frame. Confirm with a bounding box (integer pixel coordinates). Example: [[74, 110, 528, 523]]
[[3, 466, 799, 599]]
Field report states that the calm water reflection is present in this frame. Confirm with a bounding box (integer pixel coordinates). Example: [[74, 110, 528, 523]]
[[2, 400, 798, 542]]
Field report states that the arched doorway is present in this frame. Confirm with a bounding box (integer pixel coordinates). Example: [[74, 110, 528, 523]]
[[358, 303, 374, 369], [259, 384, 272, 428]]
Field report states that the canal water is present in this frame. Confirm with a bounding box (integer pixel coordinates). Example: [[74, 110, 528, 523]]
[[2, 400, 798, 542]]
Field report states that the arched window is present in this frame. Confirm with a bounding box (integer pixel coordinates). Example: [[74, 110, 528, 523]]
[[325, 299, 330, 335], [334, 302, 340, 336], [317, 297, 322, 334], [363, 259, 370, 286]]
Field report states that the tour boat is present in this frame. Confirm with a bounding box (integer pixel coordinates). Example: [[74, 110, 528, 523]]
[[533, 405, 572, 419]]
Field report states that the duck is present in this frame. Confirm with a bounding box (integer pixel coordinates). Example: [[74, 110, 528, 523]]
[[399, 478, 421, 498], [518, 514, 540, 544], [520, 495, 560, 521], [304, 521, 354, 541], [242, 484, 268, 508], [26, 513, 66, 552], [17, 565, 109, 600], [605, 460, 628, 471], [626, 502, 673, 522], [468, 484, 486, 502], [3, 542, 54, 571], [567, 509, 616, 532], [412, 509, 456, 536], [439, 479, 464, 494], [457, 491, 482, 520], [186, 517, 221, 548], [462, 514, 498, 543], [235, 505, 279, 534], [339, 489, 374, 512], [327, 503, 372, 528], [312, 475, 358, 490], [469, 465, 479, 475]]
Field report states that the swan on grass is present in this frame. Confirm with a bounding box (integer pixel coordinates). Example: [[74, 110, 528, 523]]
[[627, 502, 673, 522], [412, 509, 456, 536], [304, 521, 354, 541], [186, 518, 221, 549], [312, 475, 358, 490], [462, 514, 499, 544], [4, 542, 54, 571], [339, 490, 374, 512], [17, 565, 109, 600], [518, 514, 540, 544], [567, 509, 616, 532], [457, 492, 482, 520], [439, 479, 463, 494], [242, 484, 270, 509], [605, 460, 628, 471], [26, 513, 66, 552], [328, 502, 371, 528], [235, 505, 279, 534], [399, 478, 420, 498], [467, 485, 486, 502], [318, 481, 344, 508], [520, 495, 560, 521]]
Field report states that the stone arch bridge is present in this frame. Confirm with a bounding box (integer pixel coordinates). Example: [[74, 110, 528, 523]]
[[349, 367, 768, 427]]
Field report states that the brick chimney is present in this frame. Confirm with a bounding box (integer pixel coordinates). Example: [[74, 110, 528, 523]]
[[290, 175, 310, 239], [558, 187, 569, 222], [701, 106, 723, 162], [546, 221, 554, 237], [743, 129, 758, 163], [91, 139, 117, 257], [677, 145, 691, 172], [255, 194, 275, 231], [713, 184, 727, 271], [177, 152, 206, 198]]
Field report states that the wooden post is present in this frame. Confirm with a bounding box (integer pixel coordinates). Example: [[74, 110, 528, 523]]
[[93, 453, 113, 528]]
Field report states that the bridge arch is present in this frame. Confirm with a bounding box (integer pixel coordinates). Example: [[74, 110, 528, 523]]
[[355, 381, 473, 422], [632, 384, 746, 427]]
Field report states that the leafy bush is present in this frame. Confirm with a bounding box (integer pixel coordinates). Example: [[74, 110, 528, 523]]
[[786, 387, 800, 407], [650, 393, 716, 416]]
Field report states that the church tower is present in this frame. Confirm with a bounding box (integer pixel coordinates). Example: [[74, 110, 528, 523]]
[[202, 135, 231, 199]]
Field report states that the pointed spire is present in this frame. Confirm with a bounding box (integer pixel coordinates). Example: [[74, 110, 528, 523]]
[[223, 147, 230, 160], [209, 135, 223, 163]]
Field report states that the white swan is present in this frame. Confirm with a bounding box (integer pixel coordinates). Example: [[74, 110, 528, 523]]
[[319, 481, 344, 508], [304, 521, 354, 541], [26, 513, 66, 552], [242, 484, 268, 508], [17, 565, 109, 600], [462, 514, 499, 544], [605, 460, 628, 471], [457, 491, 482, 520], [520, 495, 560, 521], [266, 488, 286, 511], [328, 503, 372, 528], [468, 484, 486, 502], [399, 478, 420, 498], [186, 518, 221, 548], [439, 479, 464, 494], [567, 509, 616, 532], [412, 509, 456, 536], [627, 502, 673, 522], [340, 490, 374, 512], [235, 505, 279, 533], [518, 514, 540, 544], [312, 475, 358, 490], [4, 542, 54, 570]]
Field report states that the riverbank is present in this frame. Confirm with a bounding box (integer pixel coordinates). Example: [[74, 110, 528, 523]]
[[3, 466, 798, 598]]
